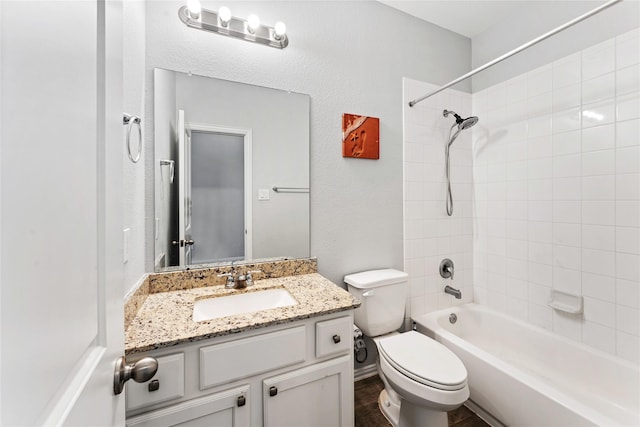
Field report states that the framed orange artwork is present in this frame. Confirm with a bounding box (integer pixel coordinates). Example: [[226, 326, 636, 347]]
[[342, 113, 380, 159]]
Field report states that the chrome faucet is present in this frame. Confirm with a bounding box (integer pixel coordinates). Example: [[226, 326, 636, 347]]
[[444, 285, 462, 299], [217, 264, 262, 289]]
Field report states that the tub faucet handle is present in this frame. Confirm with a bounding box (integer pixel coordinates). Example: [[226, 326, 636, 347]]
[[440, 258, 454, 280]]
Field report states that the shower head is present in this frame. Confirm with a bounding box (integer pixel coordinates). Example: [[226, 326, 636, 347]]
[[443, 109, 479, 131]]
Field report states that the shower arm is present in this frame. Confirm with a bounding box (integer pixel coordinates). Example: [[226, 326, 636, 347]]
[[408, 0, 623, 107]]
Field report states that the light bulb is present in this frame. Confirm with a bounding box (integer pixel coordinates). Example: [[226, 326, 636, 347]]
[[218, 6, 231, 26], [247, 14, 260, 33], [186, 0, 201, 19], [274, 21, 286, 39]]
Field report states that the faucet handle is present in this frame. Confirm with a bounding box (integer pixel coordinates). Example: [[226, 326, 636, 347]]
[[246, 270, 262, 286], [439, 259, 454, 280], [217, 273, 235, 289]]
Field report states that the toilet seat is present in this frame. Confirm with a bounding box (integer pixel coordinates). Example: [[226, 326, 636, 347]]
[[377, 331, 467, 391]]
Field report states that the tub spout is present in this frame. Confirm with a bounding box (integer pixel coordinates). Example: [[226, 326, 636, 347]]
[[444, 285, 462, 299]]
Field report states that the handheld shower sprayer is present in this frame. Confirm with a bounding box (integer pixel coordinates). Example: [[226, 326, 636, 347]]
[[443, 109, 479, 216]]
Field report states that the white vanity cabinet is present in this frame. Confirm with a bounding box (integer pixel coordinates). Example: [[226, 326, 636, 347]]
[[125, 311, 354, 427]]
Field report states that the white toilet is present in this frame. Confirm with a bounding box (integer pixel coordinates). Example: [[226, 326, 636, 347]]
[[345, 269, 469, 427]]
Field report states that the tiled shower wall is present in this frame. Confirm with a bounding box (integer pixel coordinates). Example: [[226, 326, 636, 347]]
[[403, 78, 474, 324], [472, 28, 639, 363]]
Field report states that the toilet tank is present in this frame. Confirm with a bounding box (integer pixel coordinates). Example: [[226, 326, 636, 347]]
[[344, 269, 408, 337]]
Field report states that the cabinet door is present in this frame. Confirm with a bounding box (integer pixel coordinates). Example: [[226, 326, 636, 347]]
[[126, 385, 250, 427], [263, 355, 353, 427]]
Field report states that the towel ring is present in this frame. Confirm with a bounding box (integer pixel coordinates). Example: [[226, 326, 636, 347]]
[[123, 113, 142, 163]]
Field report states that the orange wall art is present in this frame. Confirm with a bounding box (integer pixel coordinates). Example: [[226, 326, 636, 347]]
[[342, 113, 380, 159]]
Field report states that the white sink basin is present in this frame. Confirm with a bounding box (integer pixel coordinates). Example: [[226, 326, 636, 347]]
[[193, 288, 298, 322]]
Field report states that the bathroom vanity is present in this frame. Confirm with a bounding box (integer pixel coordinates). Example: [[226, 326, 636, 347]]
[[124, 261, 359, 427]]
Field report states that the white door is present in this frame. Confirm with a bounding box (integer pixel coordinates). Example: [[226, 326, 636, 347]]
[[177, 110, 194, 266], [1, 1, 125, 425]]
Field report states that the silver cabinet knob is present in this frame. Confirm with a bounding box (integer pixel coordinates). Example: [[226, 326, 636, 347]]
[[113, 356, 158, 395]]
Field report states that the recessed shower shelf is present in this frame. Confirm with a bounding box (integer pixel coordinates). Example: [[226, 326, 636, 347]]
[[548, 290, 583, 314]]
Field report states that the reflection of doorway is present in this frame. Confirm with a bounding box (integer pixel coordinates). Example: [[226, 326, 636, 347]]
[[188, 125, 252, 264]]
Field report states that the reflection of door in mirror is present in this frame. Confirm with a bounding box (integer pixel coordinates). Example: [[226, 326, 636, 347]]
[[189, 126, 252, 264]]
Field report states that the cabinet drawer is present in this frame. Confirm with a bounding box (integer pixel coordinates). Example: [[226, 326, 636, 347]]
[[126, 384, 250, 427], [126, 353, 185, 411], [316, 316, 352, 358], [200, 326, 306, 389]]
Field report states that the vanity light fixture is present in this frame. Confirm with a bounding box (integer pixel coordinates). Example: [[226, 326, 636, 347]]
[[178, 1, 289, 49]]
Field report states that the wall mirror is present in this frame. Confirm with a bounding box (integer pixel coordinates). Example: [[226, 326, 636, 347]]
[[153, 68, 310, 272]]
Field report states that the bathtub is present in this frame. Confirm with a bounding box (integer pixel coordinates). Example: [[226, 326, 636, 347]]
[[413, 304, 640, 426]]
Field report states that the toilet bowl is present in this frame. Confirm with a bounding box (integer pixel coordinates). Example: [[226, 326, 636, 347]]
[[345, 269, 469, 427]]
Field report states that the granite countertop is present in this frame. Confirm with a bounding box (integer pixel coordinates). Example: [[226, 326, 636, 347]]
[[125, 273, 360, 354]]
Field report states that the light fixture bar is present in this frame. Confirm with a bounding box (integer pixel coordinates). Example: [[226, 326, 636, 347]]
[[178, 6, 289, 49]]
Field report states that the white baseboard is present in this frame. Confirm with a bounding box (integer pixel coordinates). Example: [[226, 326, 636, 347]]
[[354, 363, 378, 382]]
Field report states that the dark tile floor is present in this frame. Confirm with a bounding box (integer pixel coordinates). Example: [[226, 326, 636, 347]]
[[355, 375, 490, 427]]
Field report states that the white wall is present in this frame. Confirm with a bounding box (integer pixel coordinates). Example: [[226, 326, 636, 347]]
[[143, 0, 471, 287], [472, 1, 640, 91], [402, 78, 474, 324], [123, 0, 147, 294], [472, 28, 640, 363]]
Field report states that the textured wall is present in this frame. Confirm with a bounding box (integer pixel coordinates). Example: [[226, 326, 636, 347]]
[[142, 1, 471, 287]]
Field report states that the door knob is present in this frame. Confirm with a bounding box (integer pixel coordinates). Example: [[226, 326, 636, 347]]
[[113, 356, 158, 395], [184, 239, 195, 246]]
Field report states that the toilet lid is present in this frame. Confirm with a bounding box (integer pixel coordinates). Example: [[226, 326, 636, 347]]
[[378, 331, 467, 391]]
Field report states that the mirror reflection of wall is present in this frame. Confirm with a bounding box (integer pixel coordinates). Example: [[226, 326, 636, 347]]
[[153, 68, 310, 272]]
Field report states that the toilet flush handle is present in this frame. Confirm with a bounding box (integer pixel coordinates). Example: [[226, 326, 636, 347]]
[[362, 290, 375, 297]]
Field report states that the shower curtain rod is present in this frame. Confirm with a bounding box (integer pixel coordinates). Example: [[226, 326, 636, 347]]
[[408, 0, 623, 107]]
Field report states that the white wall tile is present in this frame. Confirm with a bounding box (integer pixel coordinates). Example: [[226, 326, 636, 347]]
[[582, 124, 615, 152], [552, 130, 581, 156], [553, 108, 581, 133], [617, 331, 639, 364], [582, 39, 615, 80], [582, 72, 615, 104], [553, 200, 581, 223], [582, 272, 615, 303], [616, 305, 640, 336], [616, 252, 640, 282], [617, 64, 640, 96], [582, 201, 615, 226], [581, 151, 615, 176], [582, 248, 616, 277], [581, 175, 615, 200], [616, 146, 640, 174], [553, 222, 581, 247], [553, 267, 582, 295], [616, 174, 640, 200], [616, 28, 640, 70], [582, 99, 616, 128], [616, 278, 640, 309], [470, 33, 640, 357], [553, 177, 581, 200], [553, 52, 581, 89], [553, 311, 583, 341], [553, 84, 581, 111], [584, 297, 616, 328], [616, 118, 640, 148], [616, 226, 640, 254], [582, 224, 615, 251], [527, 64, 552, 97], [616, 200, 640, 227], [583, 321, 615, 354], [617, 92, 640, 121]]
